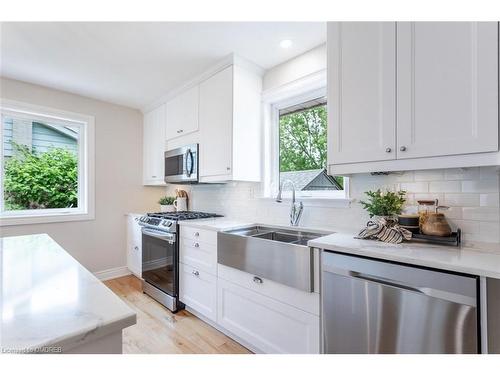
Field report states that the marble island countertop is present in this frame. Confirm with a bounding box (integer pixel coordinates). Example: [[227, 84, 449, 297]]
[[0, 234, 136, 353], [308, 232, 500, 279]]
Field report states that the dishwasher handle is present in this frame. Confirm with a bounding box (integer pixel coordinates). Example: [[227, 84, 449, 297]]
[[324, 265, 476, 307]]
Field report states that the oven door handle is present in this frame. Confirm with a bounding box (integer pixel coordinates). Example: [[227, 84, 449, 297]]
[[141, 228, 175, 243]]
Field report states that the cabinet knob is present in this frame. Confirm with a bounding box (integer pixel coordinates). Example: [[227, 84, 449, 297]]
[[226, 167, 231, 171], [192, 270, 200, 276], [177, 129, 184, 134], [400, 146, 407, 152], [385, 147, 392, 153], [194, 242, 200, 248], [253, 276, 263, 284], [134, 246, 139, 251], [194, 232, 200, 237], [151, 175, 157, 178]]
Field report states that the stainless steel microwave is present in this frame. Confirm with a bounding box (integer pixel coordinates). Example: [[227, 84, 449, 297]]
[[164, 144, 199, 183]]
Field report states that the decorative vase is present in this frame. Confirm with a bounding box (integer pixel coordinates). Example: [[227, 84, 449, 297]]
[[160, 205, 175, 213]]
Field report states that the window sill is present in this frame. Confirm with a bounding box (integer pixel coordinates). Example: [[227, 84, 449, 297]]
[[257, 196, 353, 208], [0, 211, 95, 226]]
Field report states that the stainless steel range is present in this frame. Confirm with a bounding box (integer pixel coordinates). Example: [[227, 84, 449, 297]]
[[138, 211, 222, 312]]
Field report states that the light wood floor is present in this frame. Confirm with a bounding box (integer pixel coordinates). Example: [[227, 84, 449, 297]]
[[104, 275, 251, 354]]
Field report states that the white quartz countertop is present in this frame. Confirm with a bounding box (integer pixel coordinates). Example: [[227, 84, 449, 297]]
[[308, 232, 500, 279], [0, 234, 136, 352], [177, 217, 256, 231]]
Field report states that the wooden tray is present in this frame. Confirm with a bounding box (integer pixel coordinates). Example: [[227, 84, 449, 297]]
[[410, 228, 461, 247]]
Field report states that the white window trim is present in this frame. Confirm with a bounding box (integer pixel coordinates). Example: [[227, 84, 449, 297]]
[[260, 70, 350, 204], [0, 99, 95, 226]]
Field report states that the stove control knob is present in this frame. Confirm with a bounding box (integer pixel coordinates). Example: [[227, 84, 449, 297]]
[[167, 221, 173, 227]]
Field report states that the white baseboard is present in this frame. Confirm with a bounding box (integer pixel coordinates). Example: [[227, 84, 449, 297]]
[[94, 266, 131, 281]]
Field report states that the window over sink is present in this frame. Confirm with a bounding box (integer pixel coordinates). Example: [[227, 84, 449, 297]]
[[263, 83, 348, 201], [0, 100, 95, 225]]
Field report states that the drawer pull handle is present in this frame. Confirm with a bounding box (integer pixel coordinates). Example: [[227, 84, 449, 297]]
[[192, 270, 200, 277], [253, 276, 263, 284], [194, 232, 200, 237], [134, 246, 139, 251], [194, 243, 200, 248]]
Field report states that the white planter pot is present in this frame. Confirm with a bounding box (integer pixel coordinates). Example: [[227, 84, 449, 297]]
[[160, 205, 175, 213]]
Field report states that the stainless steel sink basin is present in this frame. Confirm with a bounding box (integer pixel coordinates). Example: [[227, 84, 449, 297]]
[[225, 225, 326, 244], [218, 225, 331, 292]]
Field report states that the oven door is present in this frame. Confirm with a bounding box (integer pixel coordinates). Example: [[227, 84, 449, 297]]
[[141, 228, 178, 302], [164, 144, 198, 183]]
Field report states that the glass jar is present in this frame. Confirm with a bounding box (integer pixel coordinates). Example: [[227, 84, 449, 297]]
[[417, 199, 438, 230]]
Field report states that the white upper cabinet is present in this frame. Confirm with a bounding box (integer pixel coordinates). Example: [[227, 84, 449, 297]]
[[199, 64, 262, 183], [328, 22, 397, 165], [328, 22, 500, 174], [165, 85, 199, 140], [397, 22, 498, 159], [199, 66, 233, 178], [143, 104, 166, 185]]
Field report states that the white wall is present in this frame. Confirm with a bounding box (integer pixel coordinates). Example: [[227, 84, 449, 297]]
[[170, 45, 500, 247], [263, 44, 326, 92], [0, 77, 164, 272]]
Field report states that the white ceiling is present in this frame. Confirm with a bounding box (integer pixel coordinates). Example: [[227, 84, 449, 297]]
[[0, 22, 326, 109]]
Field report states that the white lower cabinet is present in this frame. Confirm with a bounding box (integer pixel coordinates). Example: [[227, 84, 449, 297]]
[[126, 214, 142, 277], [179, 263, 217, 321], [217, 278, 320, 354]]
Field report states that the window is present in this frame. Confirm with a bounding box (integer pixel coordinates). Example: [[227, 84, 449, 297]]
[[264, 85, 348, 200], [0, 100, 94, 225]]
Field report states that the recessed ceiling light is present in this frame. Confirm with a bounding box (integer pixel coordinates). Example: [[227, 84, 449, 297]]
[[279, 39, 292, 49]]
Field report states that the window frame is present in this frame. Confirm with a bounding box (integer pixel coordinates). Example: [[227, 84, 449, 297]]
[[0, 99, 95, 226], [261, 73, 349, 202]]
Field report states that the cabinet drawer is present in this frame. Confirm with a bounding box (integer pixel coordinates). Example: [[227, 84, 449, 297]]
[[180, 226, 217, 245], [217, 278, 320, 354], [179, 238, 217, 275], [217, 264, 319, 316], [179, 263, 217, 321]]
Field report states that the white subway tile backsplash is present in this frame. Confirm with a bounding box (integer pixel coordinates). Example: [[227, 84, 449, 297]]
[[462, 179, 499, 193], [414, 169, 444, 181], [462, 207, 499, 222], [479, 222, 500, 243], [400, 182, 429, 193], [480, 166, 500, 180], [444, 167, 480, 181], [480, 193, 500, 207], [429, 181, 461, 193], [185, 166, 500, 246], [443, 193, 480, 207]]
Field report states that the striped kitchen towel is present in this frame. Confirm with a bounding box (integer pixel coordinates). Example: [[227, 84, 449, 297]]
[[356, 217, 412, 244]]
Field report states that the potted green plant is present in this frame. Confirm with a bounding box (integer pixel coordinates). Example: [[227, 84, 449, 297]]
[[158, 196, 176, 213], [359, 189, 406, 223]]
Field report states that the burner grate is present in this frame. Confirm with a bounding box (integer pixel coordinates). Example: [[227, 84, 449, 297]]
[[147, 211, 223, 221]]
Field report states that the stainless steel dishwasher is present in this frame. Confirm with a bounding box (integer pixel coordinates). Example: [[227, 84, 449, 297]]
[[322, 251, 479, 354]]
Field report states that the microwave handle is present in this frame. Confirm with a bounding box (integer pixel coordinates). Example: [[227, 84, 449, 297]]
[[185, 148, 194, 177]]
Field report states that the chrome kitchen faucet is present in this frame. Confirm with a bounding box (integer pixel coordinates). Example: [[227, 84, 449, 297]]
[[276, 179, 304, 226]]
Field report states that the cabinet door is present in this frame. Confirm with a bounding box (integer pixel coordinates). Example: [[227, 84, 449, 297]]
[[328, 22, 396, 165], [179, 263, 217, 321], [166, 86, 199, 140], [397, 22, 498, 159], [217, 278, 320, 354], [126, 215, 142, 277], [143, 104, 166, 185], [199, 67, 233, 178]]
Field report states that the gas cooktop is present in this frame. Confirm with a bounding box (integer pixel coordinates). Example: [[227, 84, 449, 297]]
[[138, 211, 223, 232], [146, 211, 223, 221]]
